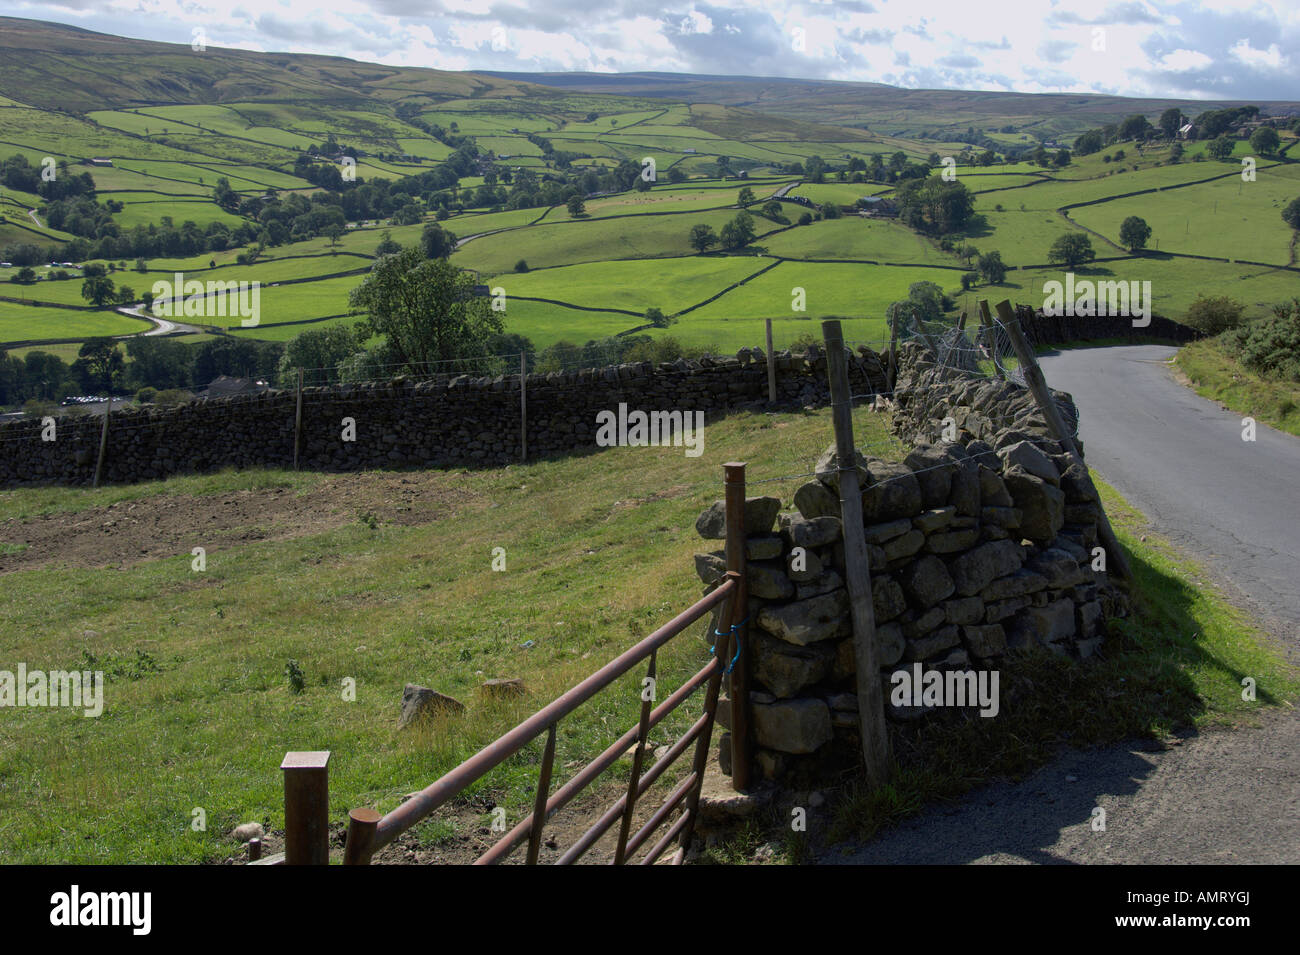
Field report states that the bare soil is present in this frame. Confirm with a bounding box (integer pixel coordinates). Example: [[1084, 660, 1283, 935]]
[[0, 471, 479, 574]]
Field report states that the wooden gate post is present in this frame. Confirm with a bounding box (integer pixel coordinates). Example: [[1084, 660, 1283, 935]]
[[281, 751, 331, 865], [92, 400, 111, 488], [722, 462, 751, 791], [822, 320, 892, 788], [765, 317, 777, 404], [994, 300, 1132, 581], [886, 308, 900, 393]]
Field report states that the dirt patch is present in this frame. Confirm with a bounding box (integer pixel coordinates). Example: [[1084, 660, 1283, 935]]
[[225, 782, 691, 865], [0, 471, 480, 574]]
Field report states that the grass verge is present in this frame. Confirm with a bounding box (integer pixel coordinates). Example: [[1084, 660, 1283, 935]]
[[1175, 338, 1300, 439]]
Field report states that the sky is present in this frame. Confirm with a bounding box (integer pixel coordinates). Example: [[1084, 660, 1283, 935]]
[[6, 0, 1300, 100]]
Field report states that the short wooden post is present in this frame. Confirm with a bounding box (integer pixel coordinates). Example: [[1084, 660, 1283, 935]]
[[722, 462, 751, 791], [92, 400, 111, 488], [247, 837, 262, 862], [822, 320, 891, 788], [519, 352, 528, 462], [994, 300, 1132, 581], [911, 311, 942, 361], [293, 368, 303, 471], [765, 317, 777, 403], [281, 751, 331, 865], [343, 807, 380, 866]]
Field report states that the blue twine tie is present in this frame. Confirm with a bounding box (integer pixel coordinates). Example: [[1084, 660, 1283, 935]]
[[710, 615, 748, 676]]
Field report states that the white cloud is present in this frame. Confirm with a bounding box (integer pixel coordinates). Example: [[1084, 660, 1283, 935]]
[[1228, 38, 1285, 70], [678, 10, 714, 35], [7, 0, 1300, 99], [1156, 48, 1213, 71]]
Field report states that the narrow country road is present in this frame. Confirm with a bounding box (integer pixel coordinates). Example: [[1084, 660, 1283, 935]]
[[820, 343, 1300, 865], [1040, 343, 1300, 637]]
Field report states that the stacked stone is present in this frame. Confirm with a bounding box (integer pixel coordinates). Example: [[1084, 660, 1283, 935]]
[[692, 433, 1126, 783], [0, 346, 889, 487]]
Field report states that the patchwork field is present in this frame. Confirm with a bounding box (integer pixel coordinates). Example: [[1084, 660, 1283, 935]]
[[1, 37, 1296, 385]]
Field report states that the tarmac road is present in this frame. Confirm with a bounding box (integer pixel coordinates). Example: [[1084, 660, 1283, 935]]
[[820, 344, 1300, 865], [1040, 344, 1300, 637]]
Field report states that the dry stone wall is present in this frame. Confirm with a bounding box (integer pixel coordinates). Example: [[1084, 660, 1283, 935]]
[[694, 343, 1129, 783], [0, 347, 888, 487]]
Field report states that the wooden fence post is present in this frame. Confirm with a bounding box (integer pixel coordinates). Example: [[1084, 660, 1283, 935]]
[[722, 462, 751, 791], [911, 311, 942, 361], [520, 352, 528, 462], [994, 300, 1133, 581], [822, 320, 892, 788], [886, 308, 899, 393], [979, 300, 1003, 379], [765, 317, 777, 404], [281, 751, 331, 865], [293, 368, 303, 471], [92, 399, 111, 489]]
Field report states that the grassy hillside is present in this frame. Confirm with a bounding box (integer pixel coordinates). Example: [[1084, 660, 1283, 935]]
[[1, 403, 1293, 863]]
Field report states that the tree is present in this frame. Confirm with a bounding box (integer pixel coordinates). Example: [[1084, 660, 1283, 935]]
[[1119, 114, 1152, 142], [1119, 216, 1152, 252], [1207, 135, 1235, 162], [514, 259, 530, 272], [420, 222, 458, 259], [895, 176, 975, 235], [278, 325, 360, 384], [374, 230, 401, 256], [1048, 233, 1095, 268], [1250, 126, 1280, 156], [1158, 108, 1183, 139], [821, 202, 842, 219], [977, 250, 1006, 284], [645, 307, 672, 328], [71, 338, 124, 393], [10, 266, 35, 284], [349, 247, 503, 370], [1073, 130, 1104, 155], [667, 166, 687, 183], [737, 186, 755, 205], [1053, 148, 1071, 167], [1184, 294, 1245, 335], [1282, 197, 1300, 231], [566, 195, 586, 217], [126, 337, 190, 390], [688, 223, 718, 252], [719, 212, 756, 250], [81, 272, 115, 307], [114, 285, 136, 306], [761, 200, 784, 220], [213, 177, 240, 214]]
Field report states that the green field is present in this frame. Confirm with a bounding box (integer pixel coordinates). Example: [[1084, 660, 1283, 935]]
[[0, 303, 151, 342], [0, 30, 1296, 365]]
